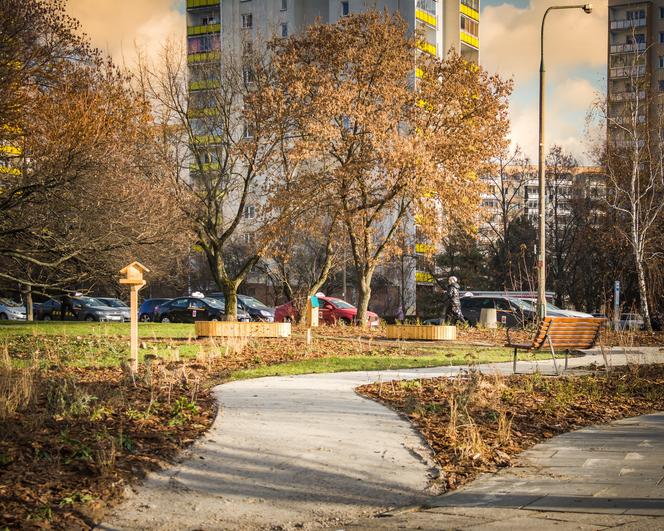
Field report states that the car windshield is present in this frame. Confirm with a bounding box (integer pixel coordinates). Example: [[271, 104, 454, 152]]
[[328, 298, 355, 310], [101, 299, 127, 308], [75, 296, 105, 306], [0, 298, 21, 307], [238, 295, 269, 310], [509, 298, 534, 310], [202, 297, 225, 309]]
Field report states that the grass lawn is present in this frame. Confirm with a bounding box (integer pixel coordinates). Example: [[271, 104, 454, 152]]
[[0, 320, 196, 338], [230, 346, 543, 380]]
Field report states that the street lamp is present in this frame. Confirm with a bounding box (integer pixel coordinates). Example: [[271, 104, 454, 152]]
[[536, 3, 592, 320]]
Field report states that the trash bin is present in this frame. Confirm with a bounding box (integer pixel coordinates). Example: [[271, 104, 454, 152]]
[[479, 308, 497, 329]]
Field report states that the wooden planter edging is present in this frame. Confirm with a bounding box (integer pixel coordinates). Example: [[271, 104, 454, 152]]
[[385, 324, 457, 341], [195, 321, 291, 338]]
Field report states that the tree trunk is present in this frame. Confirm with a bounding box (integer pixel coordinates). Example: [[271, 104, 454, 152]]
[[635, 253, 651, 331], [221, 281, 239, 321], [23, 285, 33, 321], [356, 272, 372, 327]]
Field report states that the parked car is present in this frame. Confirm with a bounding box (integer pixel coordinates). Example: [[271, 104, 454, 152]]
[[155, 296, 251, 323], [426, 295, 536, 328], [96, 297, 131, 321], [209, 293, 275, 322], [619, 313, 645, 330], [36, 296, 124, 322], [519, 300, 593, 318], [274, 296, 380, 327], [0, 298, 27, 321], [138, 298, 171, 322]]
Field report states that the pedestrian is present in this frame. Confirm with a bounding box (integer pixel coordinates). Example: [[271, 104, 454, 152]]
[[442, 276, 467, 325]]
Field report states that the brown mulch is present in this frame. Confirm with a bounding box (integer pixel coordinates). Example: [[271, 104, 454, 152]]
[[357, 364, 664, 492], [0, 333, 433, 529]]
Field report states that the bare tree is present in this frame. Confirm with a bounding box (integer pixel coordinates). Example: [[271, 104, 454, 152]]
[[594, 43, 664, 329]]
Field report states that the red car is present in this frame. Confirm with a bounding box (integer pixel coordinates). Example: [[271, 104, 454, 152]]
[[274, 296, 380, 327]]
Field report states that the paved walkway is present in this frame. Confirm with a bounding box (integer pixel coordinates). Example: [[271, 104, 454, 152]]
[[346, 412, 664, 530], [100, 348, 663, 531]]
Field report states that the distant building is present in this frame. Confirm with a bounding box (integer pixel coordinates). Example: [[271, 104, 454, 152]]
[[607, 1, 664, 145]]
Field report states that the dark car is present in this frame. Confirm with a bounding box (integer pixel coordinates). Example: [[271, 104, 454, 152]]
[[155, 296, 251, 323], [36, 296, 124, 322], [209, 293, 274, 322], [138, 298, 171, 322], [461, 296, 536, 327], [424, 296, 536, 328], [96, 297, 131, 321], [274, 296, 380, 327]]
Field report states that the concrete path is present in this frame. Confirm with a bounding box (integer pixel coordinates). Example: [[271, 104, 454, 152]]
[[346, 413, 664, 530], [100, 348, 663, 531]]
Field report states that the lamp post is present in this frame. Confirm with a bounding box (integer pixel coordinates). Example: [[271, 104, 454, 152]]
[[537, 3, 592, 320]]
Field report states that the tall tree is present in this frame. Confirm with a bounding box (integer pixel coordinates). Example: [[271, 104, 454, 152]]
[[270, 12, 511, 324], [142, 42, 305, 319], [593, 50, 664, 329], [0, 0, 187, 298]]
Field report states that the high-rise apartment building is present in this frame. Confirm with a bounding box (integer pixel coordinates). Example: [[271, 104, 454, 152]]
[[607, 1, 664, 143], [185, 0, 480, 315]]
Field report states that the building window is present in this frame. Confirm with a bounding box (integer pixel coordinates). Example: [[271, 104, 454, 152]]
[[243, 122, 255, 138], [243, 40, 253, 55], [660, 56, 664, 69], [626, 10, 646, 20], [342, 116, 351, 130], [660, 32, 664, 44], [243, 66, 255, 84], [281, 23, 288, 37], [243, 233, 254, 244], [661, 7, 664, 18], [281, 0, 287, 11], [659, 80, 664, 92], [341, 1, 349, 16], [202, 16, 217, 25], [243, 205, 256, 219], [241, 13, 253, 29], [460, 15, 479, 37]]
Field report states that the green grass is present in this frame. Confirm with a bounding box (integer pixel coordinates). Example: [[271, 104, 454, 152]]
[[0, 321, 195, 338], [230, 348, 549, 380]]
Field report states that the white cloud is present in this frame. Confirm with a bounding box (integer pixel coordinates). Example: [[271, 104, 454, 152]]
[[67, 0, 185, 67], [481, 1, 607, 163]]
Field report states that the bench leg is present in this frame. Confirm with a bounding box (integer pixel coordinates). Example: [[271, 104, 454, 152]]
[[548, 336, 559, 375], [564, 350, 569, 371], [513, 348, 517, 373]]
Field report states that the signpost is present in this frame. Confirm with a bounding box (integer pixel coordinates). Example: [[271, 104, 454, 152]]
[[613, 280, 621, 330], [305, 294, 320, 345], [119, 261, 150, 373]]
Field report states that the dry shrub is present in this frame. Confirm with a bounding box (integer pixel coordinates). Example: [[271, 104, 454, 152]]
[[0, 345, 38, 420]]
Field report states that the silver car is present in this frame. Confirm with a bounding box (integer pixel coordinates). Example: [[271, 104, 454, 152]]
[[0, 298, 27, 320]]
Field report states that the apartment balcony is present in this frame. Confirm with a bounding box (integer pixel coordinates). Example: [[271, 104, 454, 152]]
[[187, 51, 221, 64], [0, 144, 21, 156], [609, 90, 646, 102], [189, 79, 221, 91], [193, 134, 223, 145], [187, 107, 218, 118], [190, 161, 221, 172], [416, 0, 436, 26], [610, 18, 647, 30], [188, 23, 221, 36], [417, 40, 437, 56], [460, 3, 480, 22], [609, 64, 646, 78], [460, 31, 479, 49], [187, 0, 218, 9], [610, 43, 647, 54], [608, 114, 646, 126], [415, 243, 436, 254]]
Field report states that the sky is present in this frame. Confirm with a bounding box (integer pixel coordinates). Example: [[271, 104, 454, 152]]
[[66, 0, 608, 165]]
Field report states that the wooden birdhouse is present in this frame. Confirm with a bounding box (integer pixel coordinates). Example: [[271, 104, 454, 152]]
[[119, 261, 150, 286]]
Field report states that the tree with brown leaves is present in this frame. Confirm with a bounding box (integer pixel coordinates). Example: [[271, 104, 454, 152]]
[[270, 11, 511, 324]]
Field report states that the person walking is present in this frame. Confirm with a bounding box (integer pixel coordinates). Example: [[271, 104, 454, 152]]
[[443, 276, 467, 325]]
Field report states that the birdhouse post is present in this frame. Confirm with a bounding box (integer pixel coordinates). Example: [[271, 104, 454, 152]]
[[119, 261, 150, 373]]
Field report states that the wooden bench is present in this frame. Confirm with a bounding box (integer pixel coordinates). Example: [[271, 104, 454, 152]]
[[506, 317, 605, 374]]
